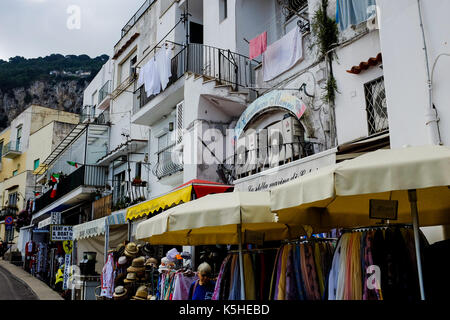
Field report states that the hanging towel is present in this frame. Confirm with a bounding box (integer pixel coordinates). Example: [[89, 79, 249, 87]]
[[155, 47, 172, 91], [143, 59, 161, 97], [249, 31, 267, 60], [262, 27, 303, 82]]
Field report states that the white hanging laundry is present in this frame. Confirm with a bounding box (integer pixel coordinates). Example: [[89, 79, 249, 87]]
[[144, 58, 161, 97], [155, 46, 172, 91], [262, 27, 303, 82]]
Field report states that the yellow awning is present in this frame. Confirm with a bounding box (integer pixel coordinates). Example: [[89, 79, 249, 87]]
[[126, 185, 193, 221]]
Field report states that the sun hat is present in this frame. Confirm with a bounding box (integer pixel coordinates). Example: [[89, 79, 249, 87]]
[[113, 286, 127, 300], [145, 257, 158, 267], [166, 248, 179, 262], [118, 256, 127, 265], [124, 272, 137, 283], [127, 256, 146, 273], [124, 242, 139, 258], [132, 286, 148, 300]]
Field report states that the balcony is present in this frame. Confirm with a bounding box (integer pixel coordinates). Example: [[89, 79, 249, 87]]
[[2, 141, 22, 159], [133, 43, 258, 115], [33, 165, 107, 213], [0, 206, 18, 221], [80, 106, 110, 125], [120, 0, 156, 38], [152, 143, 183, 180], [98, 80, 111, 110], [92, 194, 112, 220]]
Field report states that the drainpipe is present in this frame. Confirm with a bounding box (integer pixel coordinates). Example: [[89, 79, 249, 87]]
[[417, 0, 442, 145]]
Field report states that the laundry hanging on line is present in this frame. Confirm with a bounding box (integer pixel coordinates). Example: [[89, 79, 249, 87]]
[[138, 46, 172, 98], [336, 0, 377, 31], [263, 26, 303, 82], [249, 31, 267, 60]]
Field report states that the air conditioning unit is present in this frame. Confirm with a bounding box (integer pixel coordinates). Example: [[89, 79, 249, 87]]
[[257, 129, 268, 169], [268, 117, 302, 167]]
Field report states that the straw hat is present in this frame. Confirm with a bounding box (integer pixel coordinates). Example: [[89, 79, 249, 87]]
[[116, 243, 126, 256], [124, 242, 139, 258], [132, 286, 148, 300], [127, 256, 146, 273], [124, 272, 137, 283], [113, 286, 127, 300], [145, 257, 158, 267]]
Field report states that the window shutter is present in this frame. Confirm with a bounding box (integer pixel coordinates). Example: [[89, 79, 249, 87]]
[[176, 101, 184, 144]]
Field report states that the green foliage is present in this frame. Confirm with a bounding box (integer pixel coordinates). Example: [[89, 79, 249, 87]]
[[325, 74, 338, 105], [0, 54, 109, 91]]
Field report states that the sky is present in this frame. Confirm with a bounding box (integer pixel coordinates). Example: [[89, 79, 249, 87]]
[[0, 0, 145, 60]]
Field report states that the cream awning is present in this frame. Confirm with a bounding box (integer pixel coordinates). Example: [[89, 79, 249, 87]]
[[270, 145, 450, 229], [136, 192, 303, 245], [73, 209, 127, 240]]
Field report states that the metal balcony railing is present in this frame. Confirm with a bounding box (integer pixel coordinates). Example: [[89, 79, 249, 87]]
[[121, 0, 156, 38], [2, 141, 22, 158], [0, 206, 18, 221], [152, 143, 183, 179], [80, 106, 109, 125], [33, 165, 107, 213], [133, 43, 258, 114]]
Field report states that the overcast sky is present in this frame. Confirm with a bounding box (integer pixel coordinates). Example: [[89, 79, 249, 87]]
[[0, 0, 145, 60]]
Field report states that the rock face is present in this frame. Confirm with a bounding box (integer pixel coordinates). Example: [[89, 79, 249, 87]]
[[0, 78, 88, 130]]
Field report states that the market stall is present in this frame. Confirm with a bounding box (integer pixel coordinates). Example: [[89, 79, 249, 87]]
[[270, 145, 450, 300]]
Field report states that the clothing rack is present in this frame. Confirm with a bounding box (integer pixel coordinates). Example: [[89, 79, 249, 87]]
[[228, 247, 279, 254], [283, 237, 338, 244], [341, 223, 413, 234]]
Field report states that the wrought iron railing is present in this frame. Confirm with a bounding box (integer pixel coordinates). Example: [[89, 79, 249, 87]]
[[133, 43, 258, 114], [121, 0, 157, 38], [152, 143, 183, 179], [33, 165, 107, 213]]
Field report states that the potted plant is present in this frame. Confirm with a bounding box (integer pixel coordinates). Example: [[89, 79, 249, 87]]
[[132, 176, 142, 186]]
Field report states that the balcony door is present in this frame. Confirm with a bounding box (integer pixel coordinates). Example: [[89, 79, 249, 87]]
[[114, 171, 127, 204], [16, 126, 22, 151]]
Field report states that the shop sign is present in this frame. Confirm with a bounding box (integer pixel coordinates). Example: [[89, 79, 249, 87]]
[[63, 240, 73, 255], [369, 199, 398, 220], [38, 217, 52, 229], [51, 212, 61, 225], [51, 225, 73, 241], [62, 253, 71, 290], [234, 90, 307, 141], [234, 149, 336, 192]]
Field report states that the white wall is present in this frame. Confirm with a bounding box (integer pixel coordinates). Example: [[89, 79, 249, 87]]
[[203, 0, 237, 51], [83, 59, 113, 113], [377, 0, 450, 148], [333, 30, 383, 144]]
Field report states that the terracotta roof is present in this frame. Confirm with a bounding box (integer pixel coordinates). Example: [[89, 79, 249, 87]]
[[112, 33, 140, 60], [346, 53, 382, 74]]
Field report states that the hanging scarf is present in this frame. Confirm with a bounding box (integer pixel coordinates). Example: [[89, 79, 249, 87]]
[[336, 233, 350, 300], [212, 254, 231, 300], [293, 244, 306, 300], [313, 242, 325, 297], [276, 245, 289, 300], [269, 247, 283, 300], [300, 243, 321, 300]]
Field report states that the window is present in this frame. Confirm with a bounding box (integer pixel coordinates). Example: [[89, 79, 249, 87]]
[[219, 0, 227, 22], [8, 192, 18, 207], [135, 162, 142, 179], [114, 171, 127, 203], [365, 76, 389, 135], [130, 56, 137, 78], [284, 0, 308, 21], [16, 126, 22, 151], [12, 170, 18, 176], [34, 159, 40, 170]]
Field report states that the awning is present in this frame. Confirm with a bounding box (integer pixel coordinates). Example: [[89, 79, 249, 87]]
[[126, 185, 193, 221], [73, 209, 128, 240], [136, 192, 304, 245], [175, 179, 234, 198]]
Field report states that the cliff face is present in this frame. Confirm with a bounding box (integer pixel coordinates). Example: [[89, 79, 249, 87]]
[[0, 78, 88, 130]]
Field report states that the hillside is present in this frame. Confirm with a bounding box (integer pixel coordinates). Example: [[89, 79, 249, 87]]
[[0, 54, 108, 130]]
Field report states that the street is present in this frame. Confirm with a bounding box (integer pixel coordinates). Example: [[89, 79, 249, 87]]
[[0, 265, 37, 300]]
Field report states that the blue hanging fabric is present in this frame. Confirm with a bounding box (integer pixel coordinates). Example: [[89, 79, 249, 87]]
[[336, 0, 377, 31]]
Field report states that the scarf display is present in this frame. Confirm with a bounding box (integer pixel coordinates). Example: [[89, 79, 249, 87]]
[[270, 241, 335, 300], [328, 226, 426, 300], [157, 270, 197, 300]]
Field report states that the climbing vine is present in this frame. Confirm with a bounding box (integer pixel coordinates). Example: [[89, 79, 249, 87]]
[[310, 0, 339, 105]]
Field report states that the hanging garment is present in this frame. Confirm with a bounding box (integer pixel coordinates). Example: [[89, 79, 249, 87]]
[[336, 233, 350, 300], [285, 244, 298, 300], [173, 272, 197, 300], [300, 243, 321, 300], [362, 231, 382, 300], [314, 242, 325, 297], [328, 237, 342, 300], [228, 255, 241, 300], [262, 27, 303, 82], [350, 232, 362, 300], [293, 244, 306, 300], [100, 253, 115, 299], [269, 247, 283, 300], [143, 59, 161, 97], [219, 255, 233, 300], [243, 253, 256, 300], [335, 0, 377, 31], [213, 255, 231, 300], [249, 31, 267, 60], [155, 47, 172, 91]]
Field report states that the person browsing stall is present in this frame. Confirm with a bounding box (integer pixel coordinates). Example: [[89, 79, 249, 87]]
[[188, 262, 215, 300]]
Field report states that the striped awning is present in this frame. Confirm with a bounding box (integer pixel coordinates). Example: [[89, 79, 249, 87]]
[[73, 209, 127, 240]]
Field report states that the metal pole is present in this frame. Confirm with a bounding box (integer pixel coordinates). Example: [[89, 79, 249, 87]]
[[237, 224, 246, 300], [408, 189, 426, 300], [104, 219, 109, 265]]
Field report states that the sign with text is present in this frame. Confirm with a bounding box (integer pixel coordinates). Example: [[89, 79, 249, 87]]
[[234, 149, 336, 192], [51, 212, 61, 225], [369, 199, 398, 220], [51, 225, 73, 241], [62, 253, 71, 290]]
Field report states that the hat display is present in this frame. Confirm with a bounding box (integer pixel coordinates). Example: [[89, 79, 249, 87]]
[[142, 243, 153, 256], [124, 272, 137, 283], [166, 248, 180, 262], [132, 286, 148, 300], [118, 256, 128, 265], [127, 256, 146, 273], [113, 286, 128, 300], [180, 252, 191, 260], [145, 257, 158, 267], [124, 242, 139, 258]]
